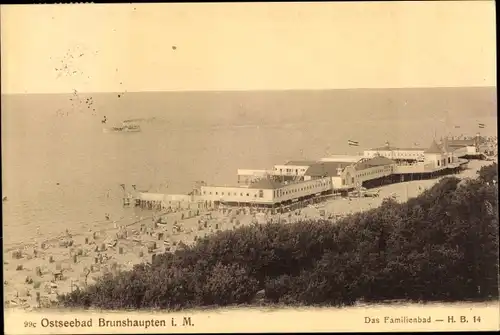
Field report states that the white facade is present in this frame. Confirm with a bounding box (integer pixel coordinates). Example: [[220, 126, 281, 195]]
[[200, 185, 275, 204], [452, 146, 479, 157], [275, 178, 332, 202], [331, 176, 343, 189], [319, 155, 363, 163], [302, 158, 396, 191], [424, 153, 444, 168], [200, 177, 332, 205], [364, 148, 425, 161], [424, 153, 459, 169], [365, 140, 467, 169], [338, 165, 358, 189], [354, 162, 395, 184], [313, 165, 359, 190]]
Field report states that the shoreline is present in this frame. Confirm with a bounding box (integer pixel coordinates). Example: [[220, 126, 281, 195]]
[[3, 214, 156, 254], [3, 159, 495, 311]]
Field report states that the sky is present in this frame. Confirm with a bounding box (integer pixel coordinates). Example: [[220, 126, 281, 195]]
[[1, 1, 496, 94]]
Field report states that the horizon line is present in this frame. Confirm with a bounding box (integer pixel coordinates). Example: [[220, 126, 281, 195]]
[[1, 86, 496, 96]]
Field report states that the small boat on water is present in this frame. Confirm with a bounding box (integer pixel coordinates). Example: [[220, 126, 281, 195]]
[[122, 117, 156, 124], [103, 123, 141, 133]]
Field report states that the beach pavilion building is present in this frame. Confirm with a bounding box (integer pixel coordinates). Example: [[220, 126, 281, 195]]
[[423, 140, 451, 168], [303, 161, 355, 192], [302, 156, 397, 193], [199, 176, 332, 209], [446, 135, 483, 159], [391, 139, 466, 181], [352, 156, 397, 188], [363, 139, 467, 181], [136, 135, 477, 212], [364, 142, 425, 163]]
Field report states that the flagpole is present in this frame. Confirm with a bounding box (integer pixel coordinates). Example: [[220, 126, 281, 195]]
[[444, 111, 449, 140]]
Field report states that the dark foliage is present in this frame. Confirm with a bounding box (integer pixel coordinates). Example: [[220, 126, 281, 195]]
[[477, 162, 498, 183], [59, 170, 499, 310]]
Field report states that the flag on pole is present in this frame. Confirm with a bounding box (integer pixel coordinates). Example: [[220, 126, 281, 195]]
[[479, 123, 485, 128], [348, 140, 359, 147]]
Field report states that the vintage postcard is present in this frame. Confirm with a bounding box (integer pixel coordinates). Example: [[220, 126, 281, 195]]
[[2, 1, 499, 334]]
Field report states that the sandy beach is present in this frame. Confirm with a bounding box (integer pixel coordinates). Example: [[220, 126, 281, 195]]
[[3, 159, 494, 310]]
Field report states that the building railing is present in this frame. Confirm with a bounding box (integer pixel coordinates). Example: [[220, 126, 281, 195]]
[[393, 165, 427, 174]]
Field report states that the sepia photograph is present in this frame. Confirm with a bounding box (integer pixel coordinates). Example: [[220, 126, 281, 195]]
[[2, 1, 499, 333]]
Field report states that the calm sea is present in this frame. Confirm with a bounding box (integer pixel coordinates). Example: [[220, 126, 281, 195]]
[[2, 88, 497, 245]]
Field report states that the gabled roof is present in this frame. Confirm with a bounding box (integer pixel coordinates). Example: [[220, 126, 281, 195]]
[[440, 139, 451, 153], [284, 160, 318, 166], [424, 140, 444, 154], [304, 162, 352, 177], [248, 178, 283, 190], [355, 156, 396, 171]]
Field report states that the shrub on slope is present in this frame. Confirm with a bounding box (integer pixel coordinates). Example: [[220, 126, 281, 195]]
[[478, 162, 498, 183]]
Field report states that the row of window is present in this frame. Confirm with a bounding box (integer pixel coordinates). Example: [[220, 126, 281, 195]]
[[202, 180, 331, 199], [274, 180, 331, 197], [237, 177, 259, 184], [392, 152, 423, 157], [357, 167, 389, 178], [342, 166, 393, 185], [368, 151, 424, 158], [275, 168, 307, 174], [204, 190, 259, 197]]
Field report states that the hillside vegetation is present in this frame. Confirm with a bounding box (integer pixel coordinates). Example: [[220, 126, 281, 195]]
[[59, 163, 499, 310]]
